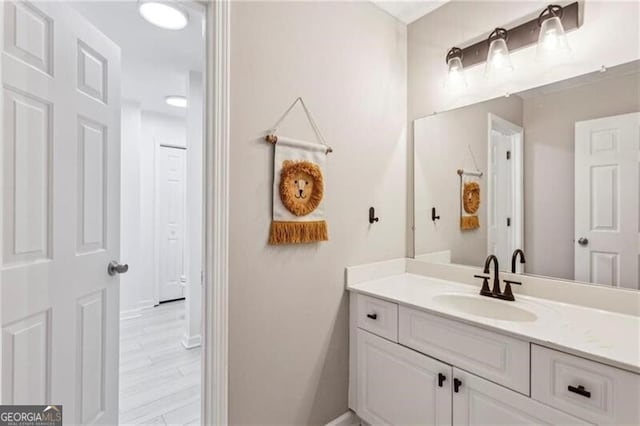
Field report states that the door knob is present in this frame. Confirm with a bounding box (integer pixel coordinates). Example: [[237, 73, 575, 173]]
[[577, 237, 589, 246], [108, 261, 129, 276]]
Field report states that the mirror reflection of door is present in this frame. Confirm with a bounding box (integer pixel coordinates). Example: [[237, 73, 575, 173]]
[[487, 114, 524, 270], [574, 112, 640, 287]]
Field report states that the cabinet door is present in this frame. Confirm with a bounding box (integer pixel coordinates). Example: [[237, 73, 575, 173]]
[[356, 329, 452, 425], [452, 369, 592, 426]]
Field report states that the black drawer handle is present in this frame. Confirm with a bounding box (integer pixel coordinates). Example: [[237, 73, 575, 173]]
[[454, 378, 462, 393], [568, 385, 591, 398], [366, 313, 378, 320], [438, 373, 446, 388]]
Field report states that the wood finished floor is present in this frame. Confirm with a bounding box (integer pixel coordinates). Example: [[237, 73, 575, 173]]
[[119, 300, 201, 425]]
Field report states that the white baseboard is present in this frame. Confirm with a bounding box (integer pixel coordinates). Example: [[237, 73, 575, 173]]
[[181, 334, 202, 349], [138, 299, 155, 311], [325, 411, 360, 426], [120, 308, 142, 321]]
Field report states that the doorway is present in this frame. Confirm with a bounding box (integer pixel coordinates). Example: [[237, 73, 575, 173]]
[[0, 1, 207, 424], [487, 113, 524, 269]]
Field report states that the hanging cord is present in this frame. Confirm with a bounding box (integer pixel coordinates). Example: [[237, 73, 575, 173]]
[[265, 97, 333, 154], [457, 145, 483, 177]]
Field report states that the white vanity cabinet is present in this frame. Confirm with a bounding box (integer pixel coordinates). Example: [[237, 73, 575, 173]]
[[356, 329, 451, 425], [350, 293, 638, 426]]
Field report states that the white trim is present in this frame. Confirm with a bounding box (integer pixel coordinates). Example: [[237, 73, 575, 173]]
[[202, 1, 230, 425], [181, 333, 202, 349], [325, 411, 361, 426]]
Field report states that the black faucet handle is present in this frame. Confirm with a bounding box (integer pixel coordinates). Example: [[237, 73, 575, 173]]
[[474, 275, 492, 296], [500, 279, 522, 301]]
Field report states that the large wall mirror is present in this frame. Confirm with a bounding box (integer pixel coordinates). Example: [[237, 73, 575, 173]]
[[414, 60, 640, 290]]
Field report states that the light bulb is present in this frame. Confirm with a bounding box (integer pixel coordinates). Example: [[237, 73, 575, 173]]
[[537, 15, 570, 57], [445, 54, 467, 89], [485, 31, 513, 79]]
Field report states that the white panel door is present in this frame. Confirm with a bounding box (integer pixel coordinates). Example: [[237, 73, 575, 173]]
[[356, 329, 452, 426], [452, 369, 590, 426], [158, 146, 186, 302], [487, 114, 523, 270], [575, 113, 640, 289], [1, 2, 121, 424], [488, 130, 514, 266]]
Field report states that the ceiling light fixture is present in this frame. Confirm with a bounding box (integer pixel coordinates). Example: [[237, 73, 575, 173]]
[[165, 95, 187, 108], [139, 1, 189, 30], [537, 5, 570, 56], [485, 28, 513, 78], [445, 47, 467, 89]]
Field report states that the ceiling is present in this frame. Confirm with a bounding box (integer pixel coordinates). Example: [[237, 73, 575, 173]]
[[372, 1, 449, 24], [71, 1, 204, 117]]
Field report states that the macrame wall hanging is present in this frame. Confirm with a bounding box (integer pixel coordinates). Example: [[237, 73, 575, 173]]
[[458, 145, 483, 231], [265, 97, 333, 245]]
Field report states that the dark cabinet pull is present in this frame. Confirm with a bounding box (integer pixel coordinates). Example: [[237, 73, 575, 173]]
[[366, 313, 378, 320], [568, 385, 591, 398], [454, 378, 462, 393], [438, 373, 446, 387]]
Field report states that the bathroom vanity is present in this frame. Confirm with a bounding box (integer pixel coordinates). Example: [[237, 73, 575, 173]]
[[346, 264, 640, 426]]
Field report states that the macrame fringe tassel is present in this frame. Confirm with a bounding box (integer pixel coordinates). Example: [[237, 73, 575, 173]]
[[269, 220, 329, 245], [460, 216, 479, 230]]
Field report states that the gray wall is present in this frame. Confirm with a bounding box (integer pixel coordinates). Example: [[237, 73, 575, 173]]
[[229, 2, 407, 424], [523, 72, 640, 280], [414, 96, 523, 266]]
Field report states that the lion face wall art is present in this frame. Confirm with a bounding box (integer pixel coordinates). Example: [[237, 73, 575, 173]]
[[279, 160, 324, 216], [269, 138, 329, 245]]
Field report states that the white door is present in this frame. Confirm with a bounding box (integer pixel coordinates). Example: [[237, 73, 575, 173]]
[[356, 329, 452, 426], [452, 369, 590, 425], [158, 146, 186, 302], [1, 2, 121, 424], [487, 114, 524, 270], [575, 113, 640, 289]]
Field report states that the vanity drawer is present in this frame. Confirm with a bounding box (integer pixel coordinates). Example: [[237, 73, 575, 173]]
[[355, 294, 398, 342], [531, 345, 640, 425], [398, 306, 529, 394]]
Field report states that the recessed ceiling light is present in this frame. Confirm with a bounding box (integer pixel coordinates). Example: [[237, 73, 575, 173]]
[[139, 1, 189, 30], [165, 95, 187, 108]]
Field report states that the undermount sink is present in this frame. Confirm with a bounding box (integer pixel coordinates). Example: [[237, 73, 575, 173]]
[[432, 293, 538, 322]]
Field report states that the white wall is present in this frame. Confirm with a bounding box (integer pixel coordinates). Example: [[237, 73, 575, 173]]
[[407, 0, 640, 255], [229, 2, 407, 424], [184, 71, 203, 348], [120, 106, 187, 314]]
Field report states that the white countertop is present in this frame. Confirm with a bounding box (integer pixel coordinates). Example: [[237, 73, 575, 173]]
[[347, 273, 640, 374]]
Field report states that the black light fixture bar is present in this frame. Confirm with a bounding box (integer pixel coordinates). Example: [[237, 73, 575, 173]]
[[458, 2, 579, 68]]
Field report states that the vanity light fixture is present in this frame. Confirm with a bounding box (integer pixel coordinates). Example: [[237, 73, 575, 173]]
[[445, 2, 579, 76], [445, 47, 467, 88], [485, 28, 513, 78], [139, 0, 189, 30], [537, 5, 570, 56], [165, 95, 187, 108]]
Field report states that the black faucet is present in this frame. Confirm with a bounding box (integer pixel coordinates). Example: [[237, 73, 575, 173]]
[[511, 249, 526, 273], [473, 254, 522, 301], [484, 255, 502, 296]]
